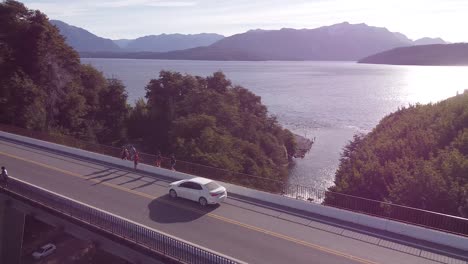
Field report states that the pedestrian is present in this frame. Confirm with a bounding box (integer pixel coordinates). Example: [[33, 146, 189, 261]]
[[170, 154, 176, 171], [121, 147, 127, 160], [124, 148, 130, 160], [0, 166, 8, 187], [155, 151, 162, 167], [134, 151, 139, 170]]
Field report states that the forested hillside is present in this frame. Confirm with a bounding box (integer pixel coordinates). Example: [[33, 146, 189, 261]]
[[330, 91, 468, 217], [359, 43, 468, 66], [0, 0, 296, 181], [0, 0, 129, 145]]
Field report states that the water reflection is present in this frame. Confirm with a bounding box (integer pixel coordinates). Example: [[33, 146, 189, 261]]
[[400, 66, 468, 104]]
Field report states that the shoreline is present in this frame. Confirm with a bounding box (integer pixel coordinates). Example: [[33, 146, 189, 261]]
[[293, 134, 314, 159]]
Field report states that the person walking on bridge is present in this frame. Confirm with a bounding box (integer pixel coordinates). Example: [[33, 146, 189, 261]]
[[130, 145, 137, 160], [121, 147, 129, 160], [134, 151, 140, 170], [0, 166, 9, 187], [155, 151, 162, 167], [170, 154, 176, 171]]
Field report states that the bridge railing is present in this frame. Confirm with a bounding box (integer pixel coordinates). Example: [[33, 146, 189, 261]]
[[0, 178, 244, 264], [0, 123, 284, 193], [1, 124, 467, 236], [283, 184, 468, 236]]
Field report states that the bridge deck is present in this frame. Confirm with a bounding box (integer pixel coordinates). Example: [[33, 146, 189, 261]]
[[0, 139, 466, 264]]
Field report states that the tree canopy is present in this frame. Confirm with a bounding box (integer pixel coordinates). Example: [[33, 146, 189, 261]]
[[0, 0, 129, 145], [128, 70, 296, 180], [330, 91, 468, 217]]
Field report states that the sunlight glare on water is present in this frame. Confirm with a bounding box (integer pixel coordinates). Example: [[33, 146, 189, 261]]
[[400, 66, 468, 105]]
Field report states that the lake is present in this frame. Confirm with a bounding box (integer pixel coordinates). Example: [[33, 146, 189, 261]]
[[81, 58, 468, 190]]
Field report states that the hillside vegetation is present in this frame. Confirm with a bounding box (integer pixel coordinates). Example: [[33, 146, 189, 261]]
[[0, 0, 296, 181], [330, 91, 468, 217], [0, 0, 129, 145], [359, 43, 468, 66], [127, 70, 296, 179]]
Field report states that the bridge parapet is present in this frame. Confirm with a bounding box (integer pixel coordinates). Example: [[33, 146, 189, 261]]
[[0, 178, 245, 264]]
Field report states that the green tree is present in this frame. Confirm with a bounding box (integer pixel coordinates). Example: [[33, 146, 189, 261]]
[[96, 78, 129, 145], [134, 70, 295, 181], [330, 91, 468, 216], [0, 1, 129, 146]]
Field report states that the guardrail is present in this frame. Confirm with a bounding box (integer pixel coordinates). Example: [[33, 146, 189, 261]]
[[0, 123, 283, 193], [1, 124, 467, 237], [283, 184, 468, 236], [0, 178, 244, 264]]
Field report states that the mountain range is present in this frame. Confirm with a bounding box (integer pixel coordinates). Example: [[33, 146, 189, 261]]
[[121, 33, 224, 52], [51, 20, 223, 53], [52, 20, 448, 61]]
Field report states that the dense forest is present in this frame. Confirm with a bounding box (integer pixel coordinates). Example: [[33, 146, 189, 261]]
[[0, 0, 296, 181], [330, 92, 468, 217]]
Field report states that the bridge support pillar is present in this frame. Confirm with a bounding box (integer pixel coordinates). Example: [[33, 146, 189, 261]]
[[0, 198, 26, 264]]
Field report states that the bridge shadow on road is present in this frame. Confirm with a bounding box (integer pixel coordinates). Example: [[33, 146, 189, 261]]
[[148, 195, 219, 224]]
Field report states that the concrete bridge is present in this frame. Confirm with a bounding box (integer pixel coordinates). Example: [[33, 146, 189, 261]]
[[0, 131, 467, 264]]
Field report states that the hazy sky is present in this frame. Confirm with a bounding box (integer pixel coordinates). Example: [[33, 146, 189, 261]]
[[22, 0, 468, 42]]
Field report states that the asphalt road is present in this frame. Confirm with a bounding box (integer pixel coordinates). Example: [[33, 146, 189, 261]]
[[0, 139, 465, 264]]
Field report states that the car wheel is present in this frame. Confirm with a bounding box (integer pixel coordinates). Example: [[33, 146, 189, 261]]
[[169, 189, 177, 198], [199, 197, 208, 206]]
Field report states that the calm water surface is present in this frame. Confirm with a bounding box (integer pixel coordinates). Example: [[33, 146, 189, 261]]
[[81, 58, 468, 189]]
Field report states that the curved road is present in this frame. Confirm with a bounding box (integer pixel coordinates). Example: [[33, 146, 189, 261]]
[[0, 138, 465, 264]]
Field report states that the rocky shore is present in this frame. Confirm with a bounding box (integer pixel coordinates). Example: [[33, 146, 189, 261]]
[[293, 134, 314, 159]]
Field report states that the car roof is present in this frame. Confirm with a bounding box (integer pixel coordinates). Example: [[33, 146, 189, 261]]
[[188, 177, 212, 185], [41, 243, 54, 249]]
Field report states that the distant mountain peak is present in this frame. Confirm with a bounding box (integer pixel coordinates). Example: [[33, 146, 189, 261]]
[[414, 37, 447, 45], [328, 21, 369, 28], [122, 33, 224, 52], [51, 20, 120, 52], [194, 22, 418, 61], [247, 29, 266, 33]]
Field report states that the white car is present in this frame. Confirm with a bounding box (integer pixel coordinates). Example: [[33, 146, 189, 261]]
[[169, 177, 227, 206], [32, 243, 56, 259]]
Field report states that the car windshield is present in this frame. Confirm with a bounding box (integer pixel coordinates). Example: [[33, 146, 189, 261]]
[[205, 181, 221, 191]]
